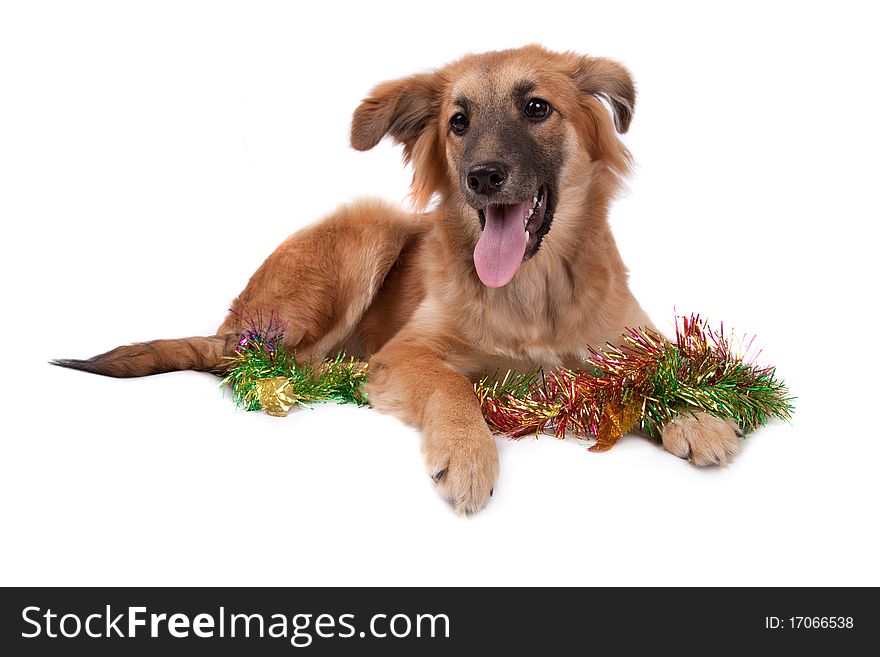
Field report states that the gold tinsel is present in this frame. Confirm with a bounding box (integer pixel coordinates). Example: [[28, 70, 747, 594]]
[[254, 376, 298, 416]]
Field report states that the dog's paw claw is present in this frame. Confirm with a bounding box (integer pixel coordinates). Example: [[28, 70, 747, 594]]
[[662, 412, 742, 467], [423, 432, 499, 515]]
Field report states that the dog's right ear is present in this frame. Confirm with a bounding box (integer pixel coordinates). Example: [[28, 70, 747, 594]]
[[350, 73, 441, 152], [351, 72, 446, 209]]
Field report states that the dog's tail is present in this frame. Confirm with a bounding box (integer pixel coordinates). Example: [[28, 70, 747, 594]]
[[51, 334, 239, 378]]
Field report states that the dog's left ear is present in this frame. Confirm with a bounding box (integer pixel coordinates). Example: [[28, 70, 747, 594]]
[[350, 73, 445, 208], [568, 56, 636, 134]]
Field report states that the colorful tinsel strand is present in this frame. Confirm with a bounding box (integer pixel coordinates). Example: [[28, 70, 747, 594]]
[[220, 314, 793, 449], [220, 327, 368, 414], [475, 315, 794, 450]]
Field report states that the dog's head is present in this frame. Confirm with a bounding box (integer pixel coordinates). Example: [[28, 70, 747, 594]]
[[351, 45, 634, 288]]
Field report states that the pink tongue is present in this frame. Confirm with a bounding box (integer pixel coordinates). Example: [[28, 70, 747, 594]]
[[473, 201, 529, 288]]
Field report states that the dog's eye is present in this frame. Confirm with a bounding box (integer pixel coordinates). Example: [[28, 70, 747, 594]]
[[449, 112, 469, 135], [524, 98, 552, 121]]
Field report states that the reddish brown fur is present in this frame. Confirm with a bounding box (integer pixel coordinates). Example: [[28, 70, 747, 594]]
[[56, 46, 741, 513]]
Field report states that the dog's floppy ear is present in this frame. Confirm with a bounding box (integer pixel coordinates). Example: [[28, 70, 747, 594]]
[[351, 72, 445, 208], [569, 56, 635, 134], [350, 73, 441, 151]]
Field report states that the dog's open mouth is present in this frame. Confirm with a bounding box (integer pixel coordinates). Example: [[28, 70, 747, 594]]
[[474, 185, 553, 288]]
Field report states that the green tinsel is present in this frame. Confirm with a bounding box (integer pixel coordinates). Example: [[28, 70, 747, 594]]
[[220, 330, 368, 412]]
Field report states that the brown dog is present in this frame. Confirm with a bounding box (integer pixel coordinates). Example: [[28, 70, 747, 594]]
[[54, 45, 741, 513]]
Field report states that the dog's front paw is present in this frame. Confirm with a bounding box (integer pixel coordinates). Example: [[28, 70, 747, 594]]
[[661, 411, 743, 466], [424, 429, 500, 515]]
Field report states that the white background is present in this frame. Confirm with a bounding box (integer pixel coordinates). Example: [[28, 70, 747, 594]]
[[2, 1, 878, 586]]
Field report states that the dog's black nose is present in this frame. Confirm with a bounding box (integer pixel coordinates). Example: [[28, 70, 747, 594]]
[[466, 162, 508, 196]]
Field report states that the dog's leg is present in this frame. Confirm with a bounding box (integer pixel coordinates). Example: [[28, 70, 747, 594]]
[[216, 199, 423, 362], [366, 341, 499, 515], [661, 412, 743, 466]]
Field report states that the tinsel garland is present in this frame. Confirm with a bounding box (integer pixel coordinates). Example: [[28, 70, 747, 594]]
[[221, 315, 793, 449], [221, 327, 368, 416], [476, 315, 793, 451]]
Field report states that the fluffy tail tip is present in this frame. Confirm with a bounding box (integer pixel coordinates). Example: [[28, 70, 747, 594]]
[[51, 358, 98, 372]]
